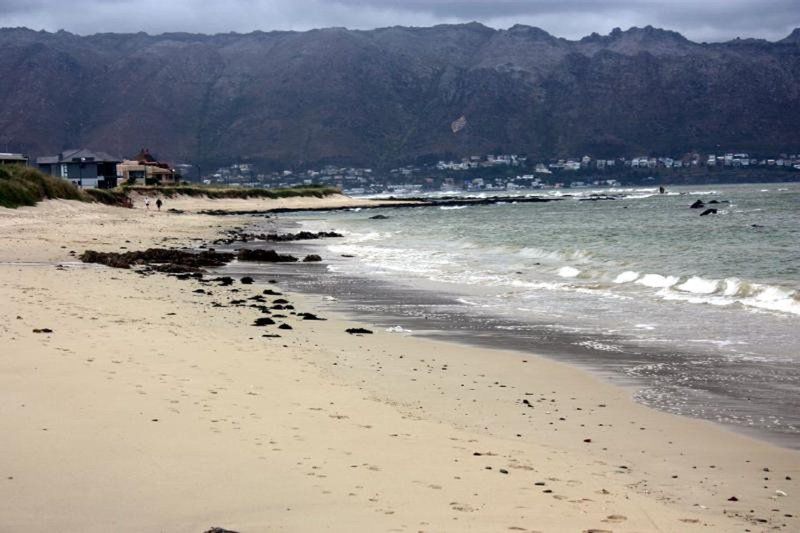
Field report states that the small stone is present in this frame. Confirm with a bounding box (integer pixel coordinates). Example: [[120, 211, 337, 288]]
[[728, 496, 739, 502]]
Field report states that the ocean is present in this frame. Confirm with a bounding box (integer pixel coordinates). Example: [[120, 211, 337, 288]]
[[263, 183, 799, 446]]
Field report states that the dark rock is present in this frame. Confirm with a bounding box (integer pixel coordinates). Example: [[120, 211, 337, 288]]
[[32, 328, 53, 333], [298, 312, 326, 320], [700, 208, 718, 216], [263, 289, 283, 295], [237, 249, 298, 262], [261, 230, 342, 242], [303, 254, 322, 262], [370, 214, 389, 219], [273, 299, 289, 304], [79, 248, 233, 272], [240, 276, 254, 284], [193, 289, 206, 294], [728, 496, 739, 501], [346, 328, 373, 335], [708, 199, 719, 204], [253, 317, 276, 326], [278, 324, 293, 330], [690, 200, 705, 209], [204, 528, 240, 533]]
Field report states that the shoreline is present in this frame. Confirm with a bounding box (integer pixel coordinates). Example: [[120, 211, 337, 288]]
[[239, 205, 800, 450], [1, 199, 798, 531]]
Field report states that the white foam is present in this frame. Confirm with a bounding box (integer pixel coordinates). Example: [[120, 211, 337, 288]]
[[557, 266, 581, 278], [676, 276, 719, 294], [637, 273, 680, 288], [614, 270, 640, 283], [741, 286, 800, 316], [440, 205, 468, 210], [385, 325, 412, 333], [722, 278, 742, 296]]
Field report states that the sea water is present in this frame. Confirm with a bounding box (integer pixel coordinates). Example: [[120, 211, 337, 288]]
[[284, 183, 800, 446]]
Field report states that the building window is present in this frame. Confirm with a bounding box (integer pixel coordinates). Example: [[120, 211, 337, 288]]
[[60, 164, 68, 177]]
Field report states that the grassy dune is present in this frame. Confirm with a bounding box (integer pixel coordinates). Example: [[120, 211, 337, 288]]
[[0, 166, 339, 209]]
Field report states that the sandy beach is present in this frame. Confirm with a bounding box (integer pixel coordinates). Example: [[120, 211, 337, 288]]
[[1, 198, 797, 532]]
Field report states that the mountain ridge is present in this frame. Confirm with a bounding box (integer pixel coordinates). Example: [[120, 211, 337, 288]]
[[0, 24, 798, 168]]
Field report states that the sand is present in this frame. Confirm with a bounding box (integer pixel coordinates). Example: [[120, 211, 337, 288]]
[[126, 191, 416, 212], [0, 199, 797, 532]]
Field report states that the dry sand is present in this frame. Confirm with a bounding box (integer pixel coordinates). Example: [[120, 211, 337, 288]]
[[0, 199, 797, 532]]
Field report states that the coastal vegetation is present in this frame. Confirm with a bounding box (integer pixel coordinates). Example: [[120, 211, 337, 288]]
[[0, 165, 339, 209], [0, 165, 100, 208]]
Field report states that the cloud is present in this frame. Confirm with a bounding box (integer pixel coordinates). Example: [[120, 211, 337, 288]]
[[0, 0, 797, 42]]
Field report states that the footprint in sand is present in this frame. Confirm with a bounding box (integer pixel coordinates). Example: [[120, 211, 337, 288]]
[[602, 514, 627, 523]]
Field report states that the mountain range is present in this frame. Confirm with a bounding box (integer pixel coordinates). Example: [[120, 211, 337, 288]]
[[1, 24, 799, 169]]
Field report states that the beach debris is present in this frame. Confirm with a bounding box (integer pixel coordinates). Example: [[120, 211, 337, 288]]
[[690, 200, 705, 209], [303, 254, 322, 262], [775, 490, 787, 497], [32, 328, 53, 334], [237, 249, 298, 262], [700, 208, 718, 216], [346, 328, 373, 335], [240, 276, 254, 284], [252, 317, 275, 326]]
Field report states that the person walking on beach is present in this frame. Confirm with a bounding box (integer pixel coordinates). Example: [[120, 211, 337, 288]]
[[156, 198, 163, 211], [144, 197, 150, 210]]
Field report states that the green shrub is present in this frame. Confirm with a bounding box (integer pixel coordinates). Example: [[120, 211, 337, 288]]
[[0, 165, 339, 209], [0, 165, 91, 208]]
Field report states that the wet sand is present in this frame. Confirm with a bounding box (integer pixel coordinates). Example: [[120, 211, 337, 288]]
[[0, 199, 797, 532]]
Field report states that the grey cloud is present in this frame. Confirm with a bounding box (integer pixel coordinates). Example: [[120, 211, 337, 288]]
[[0, 0, 797, 42]]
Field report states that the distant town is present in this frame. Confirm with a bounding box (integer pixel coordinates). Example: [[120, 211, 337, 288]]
[[1, 148, 799, 195]]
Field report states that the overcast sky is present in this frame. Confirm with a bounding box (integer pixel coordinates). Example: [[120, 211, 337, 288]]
[[1, 0, 798, 42]]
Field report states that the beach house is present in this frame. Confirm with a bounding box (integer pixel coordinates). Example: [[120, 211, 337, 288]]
[[36, 149, 121, 188], [116, 148, 178, 186]]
